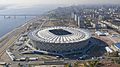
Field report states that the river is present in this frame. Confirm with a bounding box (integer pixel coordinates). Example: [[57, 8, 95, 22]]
[[0, 4, 63, 37]]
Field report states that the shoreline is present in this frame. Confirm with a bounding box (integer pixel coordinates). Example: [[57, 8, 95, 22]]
[[0, 16, 42, 42]]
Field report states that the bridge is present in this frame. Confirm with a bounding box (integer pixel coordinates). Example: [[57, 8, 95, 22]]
[[0, 14, 42, 19], [0, 14, 42, 16]]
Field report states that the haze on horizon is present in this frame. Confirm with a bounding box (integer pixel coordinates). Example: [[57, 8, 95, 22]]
[[0, 0, 120, 7], [0, 0, 120, 12]]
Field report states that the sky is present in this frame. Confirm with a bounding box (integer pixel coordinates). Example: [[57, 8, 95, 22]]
[[0, 0, 120, 6], [0, 0, 120, 9]]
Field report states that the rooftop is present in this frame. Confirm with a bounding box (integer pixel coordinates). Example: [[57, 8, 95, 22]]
[[29, 27, 91, 43]]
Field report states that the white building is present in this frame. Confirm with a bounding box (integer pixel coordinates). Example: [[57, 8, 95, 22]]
[[28, 27, 91, 55]]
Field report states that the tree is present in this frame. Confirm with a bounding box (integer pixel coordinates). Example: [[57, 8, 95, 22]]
[[64, 63, 69, 67], [83, 62, 88, 67], [87, 60, 98, 67], [109, 51, 119, 57]]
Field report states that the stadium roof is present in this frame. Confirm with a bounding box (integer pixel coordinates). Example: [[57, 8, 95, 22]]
[[29, 27, 91, 43]]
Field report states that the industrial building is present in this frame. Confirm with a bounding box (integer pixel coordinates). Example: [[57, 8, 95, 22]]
[[28, 27, 91, 55]]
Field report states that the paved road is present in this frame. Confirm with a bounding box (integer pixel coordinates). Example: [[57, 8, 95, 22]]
[[0, 27, 24, 58], [0, 16, 45, 60], [0, 16, 50, 67]]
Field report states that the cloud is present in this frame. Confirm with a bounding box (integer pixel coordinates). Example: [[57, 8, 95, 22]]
[[0, 0, 120, 8], [0, 4, 10, 10]]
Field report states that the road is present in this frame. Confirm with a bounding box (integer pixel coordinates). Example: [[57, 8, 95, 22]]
[[0, 16, 46, 61], [0, 16, 50, 67]]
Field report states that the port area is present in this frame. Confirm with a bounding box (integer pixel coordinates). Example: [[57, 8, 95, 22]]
[[0, 16, 120, 67]]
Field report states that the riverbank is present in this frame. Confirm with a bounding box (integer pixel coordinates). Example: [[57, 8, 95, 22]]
[[0, 16, 46, 62], [0, 16, 42, 42]]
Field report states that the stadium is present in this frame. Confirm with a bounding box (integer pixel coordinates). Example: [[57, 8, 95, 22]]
[[28, 27, 91, 55]]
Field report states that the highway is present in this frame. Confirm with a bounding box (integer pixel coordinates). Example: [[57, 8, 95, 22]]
[[0, 27, 24, 58], [0, 16, 46, 61], [0, 16, 50, 67]]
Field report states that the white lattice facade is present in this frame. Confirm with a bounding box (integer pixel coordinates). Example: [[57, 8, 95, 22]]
[[28, 27, 91, 55]]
